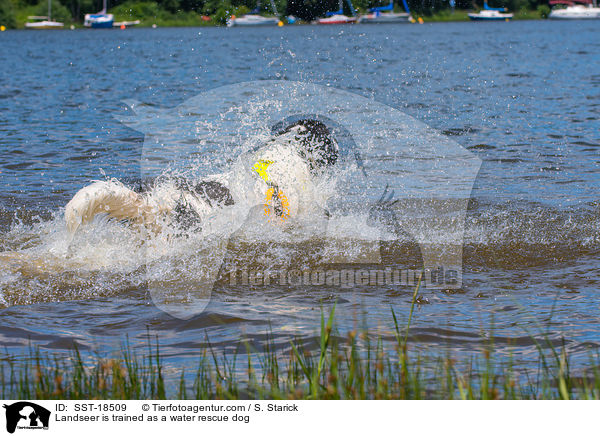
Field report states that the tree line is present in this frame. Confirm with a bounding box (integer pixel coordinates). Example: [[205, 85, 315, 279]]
[[1, 0, 550, 28]]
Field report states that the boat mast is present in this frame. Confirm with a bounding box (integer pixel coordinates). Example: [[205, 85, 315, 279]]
[[101, 0, 107, 14], [48, 0, 51, 20]]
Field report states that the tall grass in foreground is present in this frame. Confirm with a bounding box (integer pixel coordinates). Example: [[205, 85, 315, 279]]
[[1, 315, 599, 399], [1, 281, 600, 399]]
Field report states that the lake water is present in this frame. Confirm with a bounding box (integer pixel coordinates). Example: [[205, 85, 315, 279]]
[[0, 20, 599, 383]]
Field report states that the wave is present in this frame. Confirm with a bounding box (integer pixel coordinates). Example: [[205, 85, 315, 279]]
[[0, 192, 597, 308]]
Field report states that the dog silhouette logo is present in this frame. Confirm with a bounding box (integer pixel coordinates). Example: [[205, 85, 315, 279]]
[[2, 402, 50, 434]]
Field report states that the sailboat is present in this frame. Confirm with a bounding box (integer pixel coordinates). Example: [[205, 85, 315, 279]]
[[84, 0, 114, 28], [468, 1, 513, 20], [549, 0, 600, 19], [358, 0, 413, 23], [318, 0, 357, 24], [25, 0, 64, 29], [227, 0, 281, 26]]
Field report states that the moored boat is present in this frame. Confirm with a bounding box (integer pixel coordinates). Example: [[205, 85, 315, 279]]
[[113, 20, 140, 28], [84, 0, 114, 28], [84, 13, 114, 28], [227, 14, 280, 26], [468, 9, 513, 20], [317, 14, 357, 24], [358, 0, 413, 23], [548, 0, 600, 19], [317, 0, 357, 24], [25, 17, 64, 29], [24, 0, 64, 29], [227, 0, 281, 26], [468, 2, 513, 20]]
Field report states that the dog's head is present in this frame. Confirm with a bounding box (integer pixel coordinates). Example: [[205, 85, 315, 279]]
[[277, 119, 339, 176]]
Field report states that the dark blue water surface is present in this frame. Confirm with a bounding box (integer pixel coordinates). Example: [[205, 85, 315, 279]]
[[0, 21, 599, 386]]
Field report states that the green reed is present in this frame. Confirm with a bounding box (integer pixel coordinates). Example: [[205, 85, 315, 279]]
[[1, 281, 599, 400]]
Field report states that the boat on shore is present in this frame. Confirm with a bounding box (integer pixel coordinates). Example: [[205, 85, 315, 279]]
[[227, 0, 281, 26], [358, 0, 413, 23], [317, 0, 357, 24], [84, 0, 114, 28], [468, 2, 513, 20], [548, 0, 600, 19], [24, 0, 63, 29]]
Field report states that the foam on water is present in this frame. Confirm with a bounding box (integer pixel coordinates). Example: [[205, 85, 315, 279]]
[[0, 174, 598, 308]]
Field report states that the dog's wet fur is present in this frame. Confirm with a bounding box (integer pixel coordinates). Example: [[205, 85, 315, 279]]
[[280, 119, 339, 175], [72, 119, 339, 233]]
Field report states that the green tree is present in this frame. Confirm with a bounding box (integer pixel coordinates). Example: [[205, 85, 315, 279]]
[[0, 0, 16, 28], [34, 0, 72, 22], [286, 0, 338, 20]]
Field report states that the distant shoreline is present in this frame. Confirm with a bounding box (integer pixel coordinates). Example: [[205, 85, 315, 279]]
[[4, 8, 548, 30]]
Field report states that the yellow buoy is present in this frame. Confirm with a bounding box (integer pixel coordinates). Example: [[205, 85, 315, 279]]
[[418, 17, 424, 24], [278, 20, 284, 27], [0, 25, 6, 32]]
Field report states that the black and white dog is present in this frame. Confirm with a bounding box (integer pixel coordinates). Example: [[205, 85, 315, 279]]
[[65, 119, 340, 234]]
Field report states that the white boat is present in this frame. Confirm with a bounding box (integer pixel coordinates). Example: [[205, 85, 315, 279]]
[[549, 0, 600, 19], [227, 14, 280, 26], [25, 17, 64, 29], [317, 0, 357, 24], [227, 0, 281, 26], [317, 14, 357, 24], [468, 9, 513, 19], [84, 0, 114, 28], [113, 20, 140, 28], [358, 0, 412, 23], [24, 0, 63, 29], [358, 11, 411, 23], [468, 3, 513, 20]]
